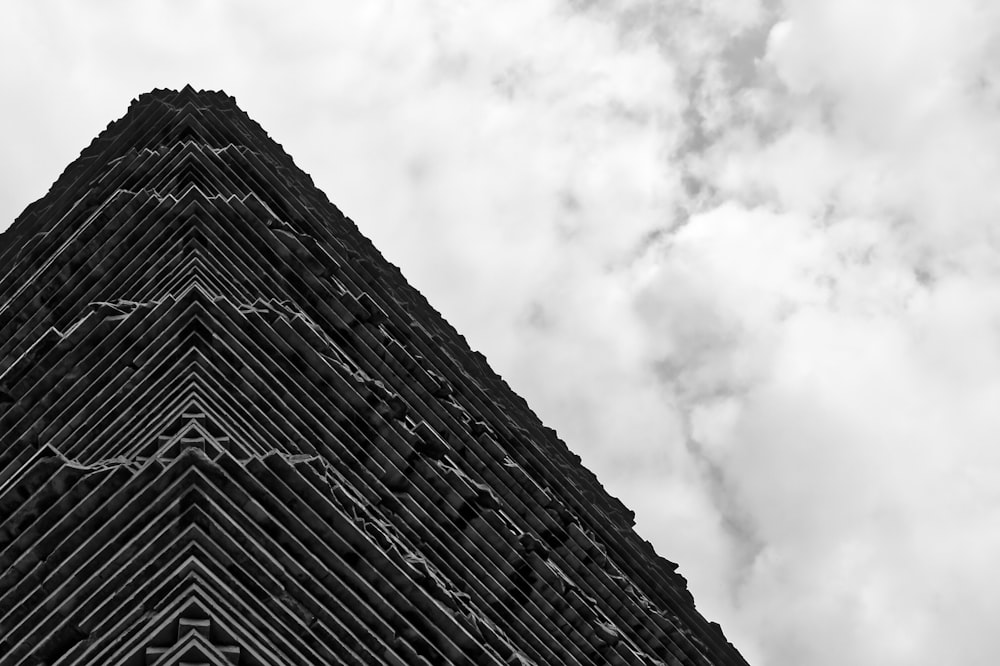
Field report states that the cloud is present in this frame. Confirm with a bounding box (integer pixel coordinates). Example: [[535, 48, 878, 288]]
[[7, 1, 1000, 664], [609, 0, 1000, 663]]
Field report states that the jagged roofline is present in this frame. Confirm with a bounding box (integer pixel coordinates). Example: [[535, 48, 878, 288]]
[[0, 87, 749, 664]]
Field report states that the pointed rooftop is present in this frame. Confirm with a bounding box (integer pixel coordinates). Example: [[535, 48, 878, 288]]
[[0, 87, 749, 665]]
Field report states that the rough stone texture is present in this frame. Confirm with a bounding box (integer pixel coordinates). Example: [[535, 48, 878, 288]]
[[0, 86, 750, 665]]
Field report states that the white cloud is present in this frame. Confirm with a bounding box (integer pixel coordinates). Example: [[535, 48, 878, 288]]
[[8, 1, 1000, 664], [618, 1, 1000, 663]]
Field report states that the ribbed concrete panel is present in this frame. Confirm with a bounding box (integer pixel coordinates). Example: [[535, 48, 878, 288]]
[[0, 86, 750, 665]]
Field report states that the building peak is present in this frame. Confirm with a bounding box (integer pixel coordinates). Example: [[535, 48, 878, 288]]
[[129, 85, 239, 110], [0, 93, 750, 665]]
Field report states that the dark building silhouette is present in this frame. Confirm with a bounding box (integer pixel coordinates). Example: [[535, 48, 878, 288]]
[[0, 86, 749, 665]]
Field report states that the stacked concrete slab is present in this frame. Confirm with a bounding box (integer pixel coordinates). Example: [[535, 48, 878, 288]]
[[0, 86, 750, 665]]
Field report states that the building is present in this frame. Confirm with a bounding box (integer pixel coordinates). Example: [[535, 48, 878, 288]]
[[0, 86, 749, 665]]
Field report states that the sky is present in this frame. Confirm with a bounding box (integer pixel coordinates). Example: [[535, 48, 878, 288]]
[[3, 1, 1000, 664]]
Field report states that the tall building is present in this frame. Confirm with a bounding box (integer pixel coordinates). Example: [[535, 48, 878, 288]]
[[0, 86, 749, 665]]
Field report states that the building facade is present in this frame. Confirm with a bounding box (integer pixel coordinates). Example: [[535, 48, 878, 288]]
[[0, 87, 749, 665]]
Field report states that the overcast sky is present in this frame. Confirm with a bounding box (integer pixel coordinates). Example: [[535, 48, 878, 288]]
[[6, 1, 1000, 664]]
